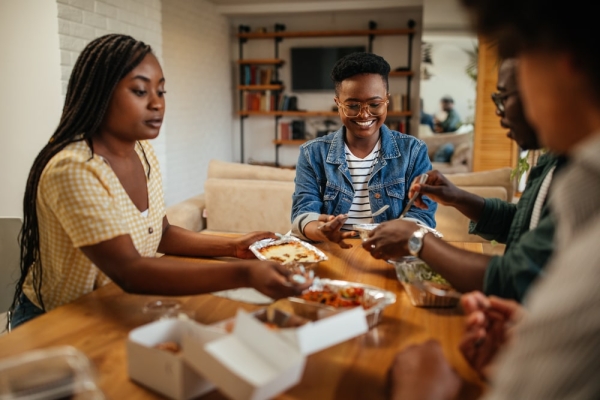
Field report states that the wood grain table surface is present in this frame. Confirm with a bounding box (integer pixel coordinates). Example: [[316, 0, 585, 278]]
[[0, 239, 485, 399]]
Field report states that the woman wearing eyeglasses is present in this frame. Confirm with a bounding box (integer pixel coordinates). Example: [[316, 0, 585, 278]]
[[290, 52, 436, 248]]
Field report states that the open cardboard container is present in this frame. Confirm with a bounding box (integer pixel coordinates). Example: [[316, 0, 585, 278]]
[[127, 307, 368, 400], [127, 318, 220, 400]]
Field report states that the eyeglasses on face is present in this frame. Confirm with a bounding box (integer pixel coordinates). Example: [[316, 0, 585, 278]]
[[336, 98, 389, 118], [491, 90, 518, 113]]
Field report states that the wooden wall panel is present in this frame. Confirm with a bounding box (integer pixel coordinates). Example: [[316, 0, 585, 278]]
[[473, 38, 519, 172]]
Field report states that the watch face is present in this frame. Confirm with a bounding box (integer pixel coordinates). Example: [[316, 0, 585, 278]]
[[408, 235, 421, 255]]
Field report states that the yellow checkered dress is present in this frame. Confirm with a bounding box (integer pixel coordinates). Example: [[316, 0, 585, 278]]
[[23, 140, 165, 311]]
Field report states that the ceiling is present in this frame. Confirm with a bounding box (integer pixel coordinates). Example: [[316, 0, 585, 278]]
[[206, 0, 472, 33]]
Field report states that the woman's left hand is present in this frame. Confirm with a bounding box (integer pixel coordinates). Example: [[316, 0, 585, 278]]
[[232, 231, 278, 259], [362, 220, 419, 260]]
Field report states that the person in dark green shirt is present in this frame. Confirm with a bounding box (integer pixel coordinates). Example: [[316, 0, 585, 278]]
[[435, 96, 462, 133], [362, 58, 560, 302]]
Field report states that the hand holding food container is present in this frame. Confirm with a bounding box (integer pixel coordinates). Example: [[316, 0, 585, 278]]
[[361, 219, 441, 260]]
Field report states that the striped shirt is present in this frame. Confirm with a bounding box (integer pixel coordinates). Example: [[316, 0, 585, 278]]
[[343, 141, 380, 231], [485, 133, 600, 400]]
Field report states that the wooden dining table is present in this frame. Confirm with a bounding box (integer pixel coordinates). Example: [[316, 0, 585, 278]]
[[0, 239, 485, 399]]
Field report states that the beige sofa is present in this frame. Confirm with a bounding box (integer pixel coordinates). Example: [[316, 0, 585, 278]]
[[421, 131, 473, 174], [166, 160, 513, 249], [166, 160, 295, 234]]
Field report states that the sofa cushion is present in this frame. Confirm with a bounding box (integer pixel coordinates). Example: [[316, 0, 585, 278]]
[[431, 162, 470, 174], [435, 186, 508, 242], [204, 178, 295, 234], [166, 194, 205, 232], [208, 159, 296, 182], [445, 167, 514, 201], [450, 142, 471, 167]]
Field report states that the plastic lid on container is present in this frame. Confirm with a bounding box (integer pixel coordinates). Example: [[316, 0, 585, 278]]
[[0, 346, 104, 400]]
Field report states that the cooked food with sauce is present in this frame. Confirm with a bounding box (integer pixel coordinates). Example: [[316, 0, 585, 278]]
[[300, 286, 374, 309], [258, 242, 322, 264]]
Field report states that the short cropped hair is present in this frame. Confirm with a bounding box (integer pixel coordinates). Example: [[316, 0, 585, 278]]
[[331, 52, 390, 95], [441, 96, 454, 104], [460, 0, 600, 100]]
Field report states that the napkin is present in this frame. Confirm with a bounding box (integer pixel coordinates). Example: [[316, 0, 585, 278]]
[[212, 288, 274, 304]]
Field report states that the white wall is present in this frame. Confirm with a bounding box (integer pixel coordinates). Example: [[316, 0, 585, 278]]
[[419, 34, 477, 125], [56, 0, 166, 173], [162, 0, 233, 206], [0, 0, 62, 218], [229, 8, 423, 167]]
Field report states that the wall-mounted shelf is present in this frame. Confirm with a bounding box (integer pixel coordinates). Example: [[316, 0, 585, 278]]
[[389, 70, 413, 77], [239, 110, 338, 117], [273, 139, 307, 146], [237, 59, 285, 65], [237, 28, 416, 40], [238, 84, 284, 91], [238, 110, 412, 118], [237, 20, 416, 166]]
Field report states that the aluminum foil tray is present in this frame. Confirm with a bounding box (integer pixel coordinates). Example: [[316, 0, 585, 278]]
[[288, 279, 396, 329], [249, 236, 328, 268]]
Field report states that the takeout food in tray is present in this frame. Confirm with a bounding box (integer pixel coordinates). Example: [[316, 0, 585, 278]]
[[250, 236, 328, 266], [289, 279, 396, 328], [391, 257, 458, 308], [352, 223, 379, 240], [213, 308, 310, 333]]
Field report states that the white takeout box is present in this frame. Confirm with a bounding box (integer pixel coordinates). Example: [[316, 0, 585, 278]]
[[127, 318, 221, 400], [275, 306, 368, 355], [212, 306, 369, 356], [128, 307, 368, 400], [183, 310, 305, 400]]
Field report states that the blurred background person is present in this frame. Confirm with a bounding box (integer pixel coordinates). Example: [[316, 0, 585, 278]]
[[435, 95, 462, 133]]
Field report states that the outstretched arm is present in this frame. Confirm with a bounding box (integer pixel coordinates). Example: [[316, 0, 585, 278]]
[[363, 219, 491, 293], [158, 216, 276, 259], [409, 170, 485, 223], [81, 233, 310, 299]]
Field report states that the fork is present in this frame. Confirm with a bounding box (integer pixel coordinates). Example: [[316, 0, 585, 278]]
[[370, 204, 389, 218], [399, 173, 429, 219]]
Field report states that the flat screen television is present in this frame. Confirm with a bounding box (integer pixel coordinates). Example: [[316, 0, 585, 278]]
[[290, 46, 366, 91]]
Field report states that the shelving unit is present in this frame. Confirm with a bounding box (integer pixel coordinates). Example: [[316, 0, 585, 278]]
[[236, 20, 416, 166]]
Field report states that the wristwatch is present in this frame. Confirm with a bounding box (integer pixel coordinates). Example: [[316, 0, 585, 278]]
[[408, 227, 430, 257]]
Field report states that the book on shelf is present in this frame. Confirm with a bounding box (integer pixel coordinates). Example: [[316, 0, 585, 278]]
[[242, 65, 275, 86], [243, 65, 250, 85], [278, 121, 291, 140], [276, 94, 291, 111], [390, 93, 408, 112], [242, 91, 276, 112], [259, 68, 273, 85], [386, 120, 406, 133]]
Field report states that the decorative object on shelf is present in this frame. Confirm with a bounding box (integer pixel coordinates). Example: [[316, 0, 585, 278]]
[[291, 120, 305, 140], [316, 120, 338, 138], [464, 43, 478, 84], [421, 41, 434, 80]]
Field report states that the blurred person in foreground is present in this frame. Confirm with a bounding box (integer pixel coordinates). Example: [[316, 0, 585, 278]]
[[364, 58, 562, 303], [387, 0, 600, 398]]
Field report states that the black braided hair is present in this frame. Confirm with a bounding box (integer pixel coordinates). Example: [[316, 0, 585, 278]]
[[10, 34, 153, 317], [330, 52, 390, 96]]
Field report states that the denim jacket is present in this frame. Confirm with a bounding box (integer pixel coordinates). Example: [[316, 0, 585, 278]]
[[291, 125, 437, 239]]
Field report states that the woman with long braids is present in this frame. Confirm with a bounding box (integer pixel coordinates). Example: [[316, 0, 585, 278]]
[[10, 34, 310, 329]]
